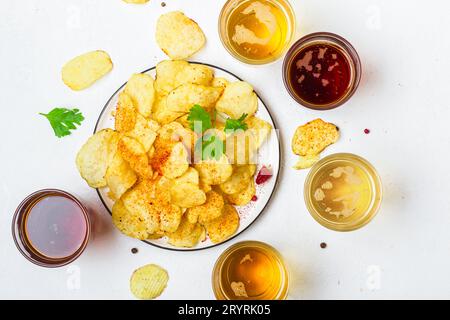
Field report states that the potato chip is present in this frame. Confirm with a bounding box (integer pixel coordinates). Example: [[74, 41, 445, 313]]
[[292, 118, 339, 156], [118, 136, 152, 178], [106, 152, 138, 200], [156, 11, 206, 60], [170, 182, 206, 208], [212, 77, 229, 89], [154, 60, 189, 95], [205, 204, 239, 243], [216, 81, 257, 119], [225, 130, 257, 165], [62, 50, 112, 91], [166, 84, 223, 114], [167, 216, 205, 248], [151, 139, 189, 179], [293, 154, 320, 170], [245, 116, 272, 150], [159, 204, 182, 233], [175, 64, 214, 87], [219, 164, 256, 194], [187, 190, 224, 224], [195, 155, 233, 185], [120, 181, 160, 236], [124, 73, 155, 118], [174, 167, 199, 185], [76, 129, 119, 188], [130, 264, 168, 300], [115, 92, 137, 132], [158, 122, 196, 151], [112, 199, 150, 240], [127, 114, 159, 152], [224, 180, 256, 206]]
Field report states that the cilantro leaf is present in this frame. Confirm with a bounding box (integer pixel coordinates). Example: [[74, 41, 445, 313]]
[[187, 104, 212, 133], [39, 108, 84, 138], [224, 113, 248, 132]]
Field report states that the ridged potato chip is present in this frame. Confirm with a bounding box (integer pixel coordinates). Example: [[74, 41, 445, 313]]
[[170, 182, 206, 208], [112, 199, 151, 240], [106, 152, 137, 200], [292, 118, 339, 156], [76, 129, 119, 188], [115, 92, 137, 132], [224, 180, 256, 206], [205, 204, 239, 243], [187, 190, 224, 224], [195, 155, 233, 185], [166, 84, 223, 114], [175, 64, 214, 87], [216, 81, 257, 119], [156, 11, 206, 60], [130, 264, 168, 300], [154, 60, 189, 95], [118, 136, 152, 178], [167, 216, 205, 248], [62, 50, 112, 91], [219, 164, 256, 194], [124, 73, 155, 118]]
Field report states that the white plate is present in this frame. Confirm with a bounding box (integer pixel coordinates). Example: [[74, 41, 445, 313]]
[[94, 62, 280, 251]]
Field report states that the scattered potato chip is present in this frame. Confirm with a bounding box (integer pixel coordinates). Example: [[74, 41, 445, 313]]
[[115, 92, 137, 132], [216, 81, 257, 119], [124, 73, 155, 118], [175, 64, 214, 87], [118, 136, 152, 177], [205, 204, 239, 243], [167, 216, 205, 248], [130, 264, 168, 300], [219, 164, 256, 194], [187, 190, 224, 224], [166, 84, 223, 114], [195, 155, 233, 185], [76, 129, 119, 188], [171, 182, 206, 208], [156, 11, 206, 60], [106, 152, 138, 200], [123, 0, 149, 4], [154, 60, 189, 95], [62, 50, 113, 91], [293, 154, 320, 170], [212, 77, 229, 89], [292, 118, 339, 156], [112, 199, 150, 240], [224, 180, 256, 206]]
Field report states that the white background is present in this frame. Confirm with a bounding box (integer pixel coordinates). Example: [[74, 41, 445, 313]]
[[1, 0, 450, 299]]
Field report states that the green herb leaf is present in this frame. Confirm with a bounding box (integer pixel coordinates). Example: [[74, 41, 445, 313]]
[[224, 113, 248, 132], [39, 108, 84, 138], [187, 104, 212, 133]]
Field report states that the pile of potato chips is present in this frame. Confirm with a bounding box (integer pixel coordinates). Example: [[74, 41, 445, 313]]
[[76, 59, 272, 248]]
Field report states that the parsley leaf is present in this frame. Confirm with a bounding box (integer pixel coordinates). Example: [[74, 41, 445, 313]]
[[39, 108, 84, 138], [187, 104, 212, 133], [224, 113, 248, 132]]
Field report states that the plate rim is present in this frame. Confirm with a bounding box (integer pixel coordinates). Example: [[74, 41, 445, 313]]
[[94, 61, 281, 252]]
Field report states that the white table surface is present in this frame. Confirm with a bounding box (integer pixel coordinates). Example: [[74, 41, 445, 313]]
[[1, 0, 450, 300]]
